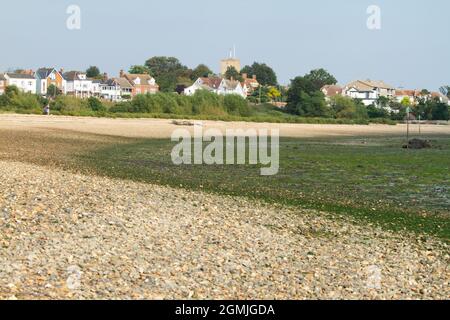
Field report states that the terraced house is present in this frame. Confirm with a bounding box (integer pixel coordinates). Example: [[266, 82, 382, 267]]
[[100, 77, 133, 102], [35, 68, 66, 95], [63, 71, 96, 98]]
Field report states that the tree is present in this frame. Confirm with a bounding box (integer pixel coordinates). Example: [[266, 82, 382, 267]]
[[5, 85, 19, 97], [86, 66, 100, 78], [129, 65, 151, 75], [439, 86, 450, 99], [400, 97, 412, 107], [145, 56, 186, 78], [144, 56, 188, 92], [47, 84, 62, 97], [420, 89, 430, 96], [367, 104, 389, 118], [224, 66, 243, 81], [267, 87, 281, 101], [304, 68, 337, 91], [241, 62, 278, 86], [431, 102, 449, 120], [330, 95, 368, 119], [376, 96, 390, 109], [191, 64, 213, 80], [286, 74, 333, 117]]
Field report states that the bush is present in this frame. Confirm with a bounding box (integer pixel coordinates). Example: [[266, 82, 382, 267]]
[[52, 96, 88, 113], [87, 97, 106, 112], [9, 93, 42, 111], [223, 94, 251, 116]]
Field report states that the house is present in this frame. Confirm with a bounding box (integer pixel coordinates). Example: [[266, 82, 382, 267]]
[[91, 80, 102, 97], [184, 77, 246, 98], [321, 85, 343, 100], [100, 78, 133, 102], [35, 68, 66, 95], [431, 92, 450, 105], [120, 70, 159, 96], [220, 79, 246, 98], [3, 73, 37, 94], [342, 80, 395, 106], [241, 73, 260, 96], [0, 74, 6, 94], [395, 90, 450, 105], [63, 71, 95, 98], [395, 90, 422, 105]]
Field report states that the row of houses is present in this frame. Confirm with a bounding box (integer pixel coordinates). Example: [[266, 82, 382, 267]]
[[0, 67, 261, 101], [321, 80, 450, 108], [183, 73, 259, 98], [0, 68, 160, 101]]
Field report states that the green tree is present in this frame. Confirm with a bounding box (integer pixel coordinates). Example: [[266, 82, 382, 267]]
[[5, 85, 19, 98], [367, 104, 389, 118], [330, 95, 368, 119], [144, 56, 188, 92], [47, 84, 62, 97], [86, 66, 100, 78], [224, 66, 243, 81], [240, 62, 278, 86], [431, 101, 450, 120], [286, 75, 332, 117], [191, 64, 213, 80], [129, 65, 151, 75], [400, 97, 412, 107], [376, 96, 390, 109], [304, 68, 337, 91]]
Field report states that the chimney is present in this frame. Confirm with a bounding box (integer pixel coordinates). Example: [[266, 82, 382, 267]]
[[230, 76, 234, 81], [120, 69, 125, 78], [242, 73, 248, 79], [103, 73, 108, 81], [252, 75, 257, 80], [59, 68, 64, 75]]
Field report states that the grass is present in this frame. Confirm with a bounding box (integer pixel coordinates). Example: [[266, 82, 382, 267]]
[[0, 128, 448, 241], [77, 135, 450, 241]]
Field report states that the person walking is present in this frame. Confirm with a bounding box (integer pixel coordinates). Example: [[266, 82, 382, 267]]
[[43, 103, 50, 115]]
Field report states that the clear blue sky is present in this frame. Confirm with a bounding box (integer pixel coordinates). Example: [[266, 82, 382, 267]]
[[1, 0, 448, 90]]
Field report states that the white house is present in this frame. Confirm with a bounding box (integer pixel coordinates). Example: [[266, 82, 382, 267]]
[[0, 74, 6, 94], [4, 73, 36, 94], [100, 78, 133, 102], [342, 80, 395, 106], [64, 71, 95, 98], [91, 80, 102, 97], [184, 77, 246, 98]]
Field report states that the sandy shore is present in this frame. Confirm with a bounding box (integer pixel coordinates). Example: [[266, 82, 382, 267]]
[[1, 114, 449, 138]]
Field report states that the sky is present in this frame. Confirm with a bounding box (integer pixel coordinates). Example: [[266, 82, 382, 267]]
[[0, 0, 449, 90]]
